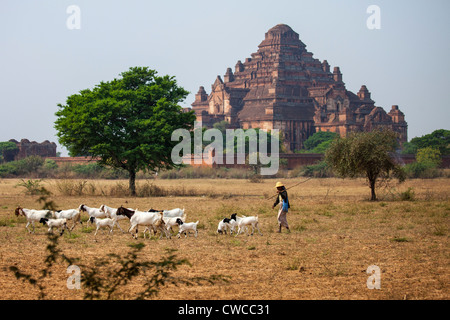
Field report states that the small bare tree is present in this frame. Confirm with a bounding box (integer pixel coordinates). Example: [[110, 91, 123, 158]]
[[325, 129, 405, 201]]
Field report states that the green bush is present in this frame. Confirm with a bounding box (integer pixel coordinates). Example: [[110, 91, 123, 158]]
[[71, 163, 106, 178], [158, 166, 253, 179], [15, 179, 45, 195], [398, 187, 415, 201], [21, 156, 44, 173], [0, 161, 19, 176], [403, 162, 441, 179], [301, 161, 333, 178], [43, 159, 58, 170], [0, 156, 44, 177]]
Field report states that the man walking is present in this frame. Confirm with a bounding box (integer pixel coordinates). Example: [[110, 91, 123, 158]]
[[272, 181, 290, 233]]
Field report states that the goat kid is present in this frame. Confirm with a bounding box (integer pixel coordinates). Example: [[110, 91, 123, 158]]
[[54, 208, 82, 231], [39, 218, 68, 236], [79, 204, 107, 224], [100, 204, 127, 233], [164, 214, 187, 232], [143, 213, 187, 237], [176, 218, 199, 238], [231, 213, 263, 236], [89, 216, 115, 237], [217, 217, 238, 235]]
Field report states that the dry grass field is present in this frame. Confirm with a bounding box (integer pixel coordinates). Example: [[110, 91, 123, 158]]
[[0, 177, 448, 300]]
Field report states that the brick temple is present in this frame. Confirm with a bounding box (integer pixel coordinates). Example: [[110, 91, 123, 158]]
[[7, 139, 57, 161], [191, 24, 407, 152]]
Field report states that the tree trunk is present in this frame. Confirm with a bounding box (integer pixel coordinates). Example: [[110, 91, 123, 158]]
[[369, 178, 377, 201], [129, 169, 136, 196]]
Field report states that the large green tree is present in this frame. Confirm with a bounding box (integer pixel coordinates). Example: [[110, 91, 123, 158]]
[[325, 129, 405, 201], [55, 67, 196, 195]]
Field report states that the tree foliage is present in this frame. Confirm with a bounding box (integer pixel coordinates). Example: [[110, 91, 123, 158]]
[[405, 129, 450, 155], [400, 141, 417, 155], [208, 123, 281, 155], [0, 141, 19, 162], [54, 67, 196, 195], [325, 129, 405, 201], [304, 131, 338, 151], [416, 147, 441, 167]]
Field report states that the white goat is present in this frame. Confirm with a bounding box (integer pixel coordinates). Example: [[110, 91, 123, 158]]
[[15, 206, 54, 233], [217, 217, 237, 235], [143, 214, 186, 237], [39, 218, 68, 236], [164, 208, 185, 218], [164, 214, 187, 232], [117, 207, 171, 240], [100, 204, 127, 233], [176, 218, 199, 238], [79, 204, 106, 224], [54, 208, 82, 231], [231, 213, 262, 236], [149, 208, 185, 218], [89, 216, 115, 237]]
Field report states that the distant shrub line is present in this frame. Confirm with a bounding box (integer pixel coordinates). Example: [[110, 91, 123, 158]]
[[0, 155, 448, 180], [0, 157, 129, 179]]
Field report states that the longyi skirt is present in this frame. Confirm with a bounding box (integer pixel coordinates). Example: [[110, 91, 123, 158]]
[[277, 208, 289, 228]]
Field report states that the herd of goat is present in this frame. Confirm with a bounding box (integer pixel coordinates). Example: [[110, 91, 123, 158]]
[[13, 204, 263, 239]]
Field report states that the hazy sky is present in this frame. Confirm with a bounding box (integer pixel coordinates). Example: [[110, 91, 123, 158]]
[[1, 0, 449, 156]]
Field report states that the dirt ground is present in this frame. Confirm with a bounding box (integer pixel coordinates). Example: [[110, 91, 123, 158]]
[[0, 177, 448, 300]]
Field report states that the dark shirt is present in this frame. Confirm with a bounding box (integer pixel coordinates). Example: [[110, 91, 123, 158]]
[[273, 188, 290, 208]]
